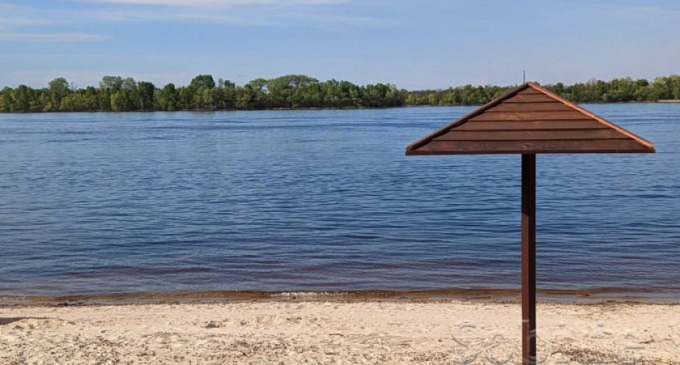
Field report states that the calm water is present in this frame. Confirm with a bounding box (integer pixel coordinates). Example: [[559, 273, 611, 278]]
[[0, 105, 679, 297]]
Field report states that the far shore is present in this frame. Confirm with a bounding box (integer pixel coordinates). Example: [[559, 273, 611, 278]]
[[1, 100, 679, 116]]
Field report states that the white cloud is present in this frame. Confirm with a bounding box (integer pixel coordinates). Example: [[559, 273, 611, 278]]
[[0, 33, 109, 42], [0, 0, 379, 28], [67, 0, 386, 28], [81, 8, 276, 25], [77, 0, 338, 7], [78, 7, 387, 27], [0, 16, 46, 27], [0, 0, 383, 49], [588, 3, 680, 18], [279, 13, 391, 27]]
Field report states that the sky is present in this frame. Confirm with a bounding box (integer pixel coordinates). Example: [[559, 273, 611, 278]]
[[0, 0, 679, 90]]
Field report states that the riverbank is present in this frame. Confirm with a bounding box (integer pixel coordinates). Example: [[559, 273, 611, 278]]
[[1, 299, 679, 364]]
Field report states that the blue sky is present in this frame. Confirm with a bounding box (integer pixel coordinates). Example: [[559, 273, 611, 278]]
[[0, 0, 679, 89]]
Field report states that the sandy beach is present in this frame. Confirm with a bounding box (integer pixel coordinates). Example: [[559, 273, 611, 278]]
[[1, 298, 679, 365]]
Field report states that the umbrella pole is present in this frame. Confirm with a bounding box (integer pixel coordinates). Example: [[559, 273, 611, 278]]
[[522, 153, 537, 365]]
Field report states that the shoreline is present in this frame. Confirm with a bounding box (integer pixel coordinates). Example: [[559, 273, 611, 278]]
[[3, 287, 679, 307]]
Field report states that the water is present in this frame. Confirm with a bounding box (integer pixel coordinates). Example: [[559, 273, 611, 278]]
[[0, 105, 678, 297]]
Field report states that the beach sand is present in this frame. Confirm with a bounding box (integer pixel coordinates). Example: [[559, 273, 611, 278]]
[[1, 299, 679, 364]]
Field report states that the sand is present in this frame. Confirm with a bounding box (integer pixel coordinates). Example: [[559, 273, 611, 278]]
[[1, 300, 679, 365]]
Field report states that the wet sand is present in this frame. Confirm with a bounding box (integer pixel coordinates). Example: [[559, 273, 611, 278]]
[[1, 293, 680, 364], [2, 287, 679, 306]]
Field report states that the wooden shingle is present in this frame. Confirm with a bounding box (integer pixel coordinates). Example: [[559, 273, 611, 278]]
[[406, 82, 655, 155]]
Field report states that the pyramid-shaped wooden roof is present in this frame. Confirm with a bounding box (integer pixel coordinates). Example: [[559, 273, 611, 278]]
[[406, 82, 655, 155]]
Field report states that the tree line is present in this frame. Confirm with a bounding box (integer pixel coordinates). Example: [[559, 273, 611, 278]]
[[406, 75, 680, 106], [1, 74, 679, 113]]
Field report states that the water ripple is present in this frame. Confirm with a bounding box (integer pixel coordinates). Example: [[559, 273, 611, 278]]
[[0, 105, 679, 296]]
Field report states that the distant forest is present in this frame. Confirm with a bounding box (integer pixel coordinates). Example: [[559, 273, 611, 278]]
[[1, 74, 680, 113]]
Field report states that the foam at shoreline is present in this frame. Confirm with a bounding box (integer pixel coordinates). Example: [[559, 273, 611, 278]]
[[2, 287, 678, 306]]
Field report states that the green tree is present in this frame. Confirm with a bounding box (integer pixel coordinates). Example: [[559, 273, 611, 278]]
[[3, 73, 680, 113], [0, 87, 13, 112], [158, 83, 179, 111], [100, 76, 124, 91], [221, 80, 236, 109], [110, 91, 125, 112], [236, 85, 256, 110], [11, 85, 31, 112], [99, 89, 112, 111], [122, 77, 137, 90], [83, 86, 99, 111], [48, 78, 70, 110], [190, 75, 216, 90], [60, 93, 84, 112], [137, 81, 155, 111]]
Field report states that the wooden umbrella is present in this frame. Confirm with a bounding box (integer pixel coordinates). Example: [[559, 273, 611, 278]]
[[405, 82, 655, 364]]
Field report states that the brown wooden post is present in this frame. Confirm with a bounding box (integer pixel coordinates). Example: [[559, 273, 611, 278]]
[[522, 153, 537, 365]]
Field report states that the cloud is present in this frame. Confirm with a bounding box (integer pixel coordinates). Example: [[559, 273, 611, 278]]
[[279, 13, 391, 27], [80, 8, 276, 25], [79, 7, 387, 27], [587, 3, 680, 19], [0, 0, 384, 47], [69, 0, 386, 28], [0, 33, 109, 42], [0, 16, 46, 27], [76, 0, 339, 7], [1, 0, 380, 28]]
